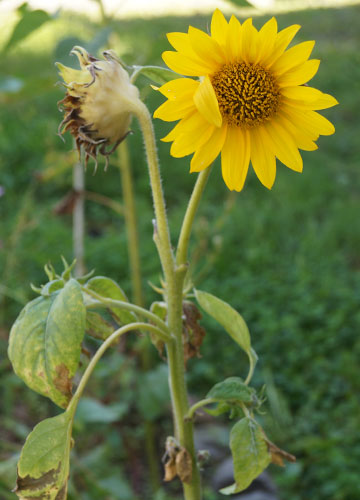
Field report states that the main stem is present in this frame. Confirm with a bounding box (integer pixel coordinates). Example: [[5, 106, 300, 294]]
[[133, 100, 201, 500]]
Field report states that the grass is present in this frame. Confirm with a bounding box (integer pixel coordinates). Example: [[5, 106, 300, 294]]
[[0, 3, 359, 500]]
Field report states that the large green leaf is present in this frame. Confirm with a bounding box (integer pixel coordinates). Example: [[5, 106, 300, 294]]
[[85, 310, 114, 340], [85, 276, 137, 326], [4, 7, 51, 52], [221, 417, 271, 495], [8, 279, 86, 408], [14, 411, 74, 500], [194, 290, 257, 378]]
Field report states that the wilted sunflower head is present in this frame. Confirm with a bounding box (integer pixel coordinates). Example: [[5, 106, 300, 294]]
[[154, 9, 338, 191], [57, 47, 140, 170]]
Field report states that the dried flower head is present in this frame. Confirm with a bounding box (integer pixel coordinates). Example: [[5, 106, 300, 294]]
[[57, 47, 140, 170]]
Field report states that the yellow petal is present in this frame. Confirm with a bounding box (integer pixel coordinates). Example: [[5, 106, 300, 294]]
[[277, 112, 318, 151], [263, 118, 303, 172], [282, 90, 338, 111], [283, 107, 335, 136], [188, 26, 224, 67], [170, 119, 214, 158], [241, 18, 258, 63], [226, 15, 242, 61], [271, 40, 315, 75], [190, 124, 227, 172], [277, 59, 320, 87], [221, 127, 250, 191], [193, 76, 222, 127], [263, 24, 301, 68], [157, 77, 199, 100], [166, 32, 214, 71], [211, 9, 229, 48], [154, 96, 195, 121], [56, 62, 92, 85], [162, 51, 213, 76], [250, 127, 277, 188], [255, 17, 277, 64]]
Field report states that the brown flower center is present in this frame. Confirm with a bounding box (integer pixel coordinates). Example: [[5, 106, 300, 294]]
[[211, 62, 280, 128]]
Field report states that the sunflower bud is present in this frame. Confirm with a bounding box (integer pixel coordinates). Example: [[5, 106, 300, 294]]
[[56, 46, 140, 169]]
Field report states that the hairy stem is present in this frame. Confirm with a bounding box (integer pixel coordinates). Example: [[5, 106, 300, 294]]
[[133, 101, 202, 500]]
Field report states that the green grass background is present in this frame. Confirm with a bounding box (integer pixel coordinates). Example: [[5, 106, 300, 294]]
[[0, 2, 359, 499]]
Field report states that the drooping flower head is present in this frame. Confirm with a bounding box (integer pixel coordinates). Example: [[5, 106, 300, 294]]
[[154, 10, 338, 191], [57, 47, 140, 169]]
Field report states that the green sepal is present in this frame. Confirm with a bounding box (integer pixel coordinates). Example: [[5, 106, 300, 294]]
[[14, 410, 74, 499], [8, 279, 86, 408], [220, 417, 271, 495], [85, 276, 137, 326], [131, 65, 182, 85]]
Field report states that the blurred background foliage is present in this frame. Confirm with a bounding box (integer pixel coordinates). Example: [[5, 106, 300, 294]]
[[0, 0, 359, 499]]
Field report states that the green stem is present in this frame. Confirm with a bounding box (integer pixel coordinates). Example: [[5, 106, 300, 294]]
[[185, 398, 217, 421], [132, 101, 202, 500], [83, 287, 170, 338], [68, 322, 163, 414], [176, 167, 212, 267], [118, 142, 144, 307], [132, 100, 175, 283]]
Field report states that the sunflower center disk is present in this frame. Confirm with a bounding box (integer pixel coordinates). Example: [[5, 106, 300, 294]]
[[211, 62, 280, 128]]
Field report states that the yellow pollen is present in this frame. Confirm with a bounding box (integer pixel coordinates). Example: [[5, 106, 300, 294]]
[[211, 62, 280, 128]]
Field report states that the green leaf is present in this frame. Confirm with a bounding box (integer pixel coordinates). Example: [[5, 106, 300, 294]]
[[14, 411, 74, 500], [207, 377, 255, 404], [75, 397, 128, 424], [4, 8, 51, 52], [85, 310, 114, 340], [194, 289, 257, 377], [220, 417, 271, 495], [85, 276, 137, 326], [8, 279, 86, 408], [150, 301, 167, 321], [41, 279, 64, 296], [132, 65, 182, 85]]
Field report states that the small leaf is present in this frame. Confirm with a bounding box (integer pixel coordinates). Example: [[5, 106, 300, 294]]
[[207, 377, 255, 404], [4, 8, 51, 52], [220, 417, 271, 495], [85, 276, 137, 326], [8, 279, 86, 408], [132, 65, 182, 85], [41, 279, 64, 297], [14, 411, 73, 499], [85, 310, 114, 340], [195, 290, 257, 376]]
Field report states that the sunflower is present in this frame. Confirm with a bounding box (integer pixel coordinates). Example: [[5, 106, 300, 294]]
[[57, 47, 140, 169], [154, 9, 338, 191]]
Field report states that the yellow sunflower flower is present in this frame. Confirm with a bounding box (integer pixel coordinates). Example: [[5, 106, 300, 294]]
[[154, 9, 338, 191]]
